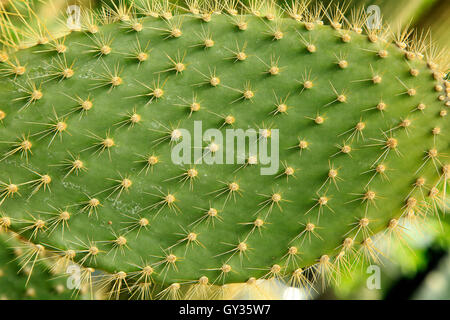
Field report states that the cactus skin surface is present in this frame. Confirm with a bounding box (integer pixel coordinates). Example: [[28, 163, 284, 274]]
[[0, 1, 448, 299]]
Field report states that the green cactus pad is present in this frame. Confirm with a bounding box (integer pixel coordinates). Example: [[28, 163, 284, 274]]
[[0, 1, 448, 299]]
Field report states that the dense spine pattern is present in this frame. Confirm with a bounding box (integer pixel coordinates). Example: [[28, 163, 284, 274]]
[[0, 0, 448, 299]]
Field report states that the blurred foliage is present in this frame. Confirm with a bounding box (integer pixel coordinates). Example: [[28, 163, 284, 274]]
[[2, 0, 448, 46], [327, 208, 450, 300]]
